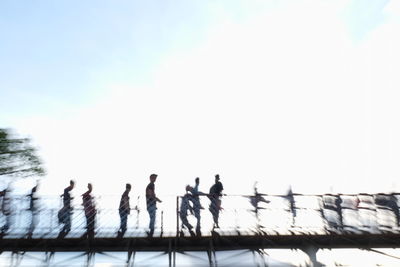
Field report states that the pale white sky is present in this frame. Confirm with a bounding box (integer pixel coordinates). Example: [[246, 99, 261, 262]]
[[1, 0, 400, 199]]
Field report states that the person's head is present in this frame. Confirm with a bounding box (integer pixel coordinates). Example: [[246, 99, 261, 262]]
[[70, 180, 75, 189], [215, 174, 220, 182], [185, 185, 193, 192], [195, 177, 200, 185], [126, 183, 131, 192], [150, 174, 158, 183], [87, 183, 92, 192]]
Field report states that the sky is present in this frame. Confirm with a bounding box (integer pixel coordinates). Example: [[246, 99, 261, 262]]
[[1, 0, 400, 198]]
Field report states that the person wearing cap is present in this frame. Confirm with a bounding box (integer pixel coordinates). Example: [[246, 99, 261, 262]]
[[118, 183, 131, 237], [145, 174, 162, 236], [208, 174, 224, 229]]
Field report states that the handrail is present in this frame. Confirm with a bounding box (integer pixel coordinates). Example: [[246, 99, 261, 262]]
[[0, 193, 399, 238]]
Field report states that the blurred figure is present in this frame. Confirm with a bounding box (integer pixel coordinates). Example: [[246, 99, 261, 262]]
[[58, 180, 75, 236], [145, 174, 162, 237], [375, 193, 399, 228], [82, 183, 96, 238], [180, 185, 195, 237], [390, 192, 400, 227], [0, 187, 11, 234], [27, 184, 39, 238], [320, 193, 343, 231], [118, 183, 131, 237], [208, 174, 224, 229], [285, 186, 296, 226], [249, 182, 269, 230], [190, 177, 205, 235]]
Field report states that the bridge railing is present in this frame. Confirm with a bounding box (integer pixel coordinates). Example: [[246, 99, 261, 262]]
[[0, 193, 399, 238]]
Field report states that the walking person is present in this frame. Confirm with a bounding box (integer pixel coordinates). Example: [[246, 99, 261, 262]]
[[190, 177, 205, 235], [118, 183, 131, 237], [27, 184, 39, 238], [82, 183, 96, 238], [145, 174, 162, 237], [208, 174, 224, 229], [180, 185, 195, 237], [58, 180, 75, 237]]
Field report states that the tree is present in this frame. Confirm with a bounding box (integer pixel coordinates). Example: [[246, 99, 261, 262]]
[[0, 128, 45, 178]]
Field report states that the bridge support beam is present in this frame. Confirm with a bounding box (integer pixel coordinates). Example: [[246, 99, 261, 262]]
[[301, 246, 321, 267], [44, 251, 54, 266], [127, 250, 135, 267], [207, 240, 217, 267]]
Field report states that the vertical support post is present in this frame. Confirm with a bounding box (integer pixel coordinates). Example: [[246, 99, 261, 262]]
[[127, 250, 135, 267], [168, 239, 172, 267], [301, 246, 320, 267], [207, 240, 217, 267], [44, 251, 54, 266], [86, 251, 95, 267]]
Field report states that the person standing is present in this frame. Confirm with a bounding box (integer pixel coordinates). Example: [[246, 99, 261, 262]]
[[27, 184, 39, 238], [118, 183, 131, 237], [180, 185, 195, 236], [59, 180, 75, 235], [208, 174, 224, 229], [145, 174, 162, 236], [190, 177, 204, 235], [82, 183, 96, 238]]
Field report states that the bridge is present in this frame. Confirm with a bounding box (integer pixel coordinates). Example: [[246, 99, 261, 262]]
[[1, 192, 400, 266]]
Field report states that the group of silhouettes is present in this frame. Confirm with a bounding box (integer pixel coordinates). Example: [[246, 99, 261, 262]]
[[56, 174, 224, 238], [4, 176, 399, 239]]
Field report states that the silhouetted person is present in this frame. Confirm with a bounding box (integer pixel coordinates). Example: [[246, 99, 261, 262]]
[[59, 180, 75, 235], [285, 186, 296, 226], [180, 185, 195, 237], [82, 183, 96, 238], [27, 184, 39, 238], [190, 177, 205, 235], [145, 174, 162, 236], [0, 188, 11, 234], [208, 174, 224, 229], [118, 183, 131, 237]]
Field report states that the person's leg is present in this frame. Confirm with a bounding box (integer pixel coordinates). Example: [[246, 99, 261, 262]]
[[148, 205, 156, 235], [209, 198, 219, 227], [65, 210, 71, 232], [180, 213, 192, 230], [120, 211, 128, 233], [194, 209, 201, 233]]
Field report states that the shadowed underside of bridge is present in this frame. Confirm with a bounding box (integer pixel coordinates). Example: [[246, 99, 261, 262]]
[[2, 233, 400, 252]]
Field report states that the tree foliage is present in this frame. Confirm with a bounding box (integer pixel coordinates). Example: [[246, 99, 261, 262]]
[[0, 128, 45, 178]]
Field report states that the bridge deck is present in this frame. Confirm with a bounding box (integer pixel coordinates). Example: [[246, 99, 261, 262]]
[[2, 232, 400, 252]]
